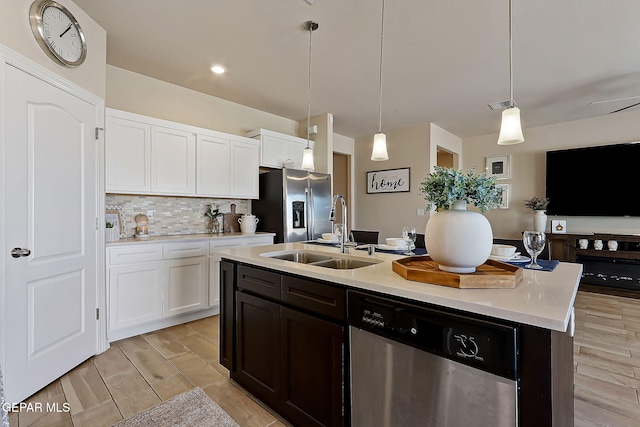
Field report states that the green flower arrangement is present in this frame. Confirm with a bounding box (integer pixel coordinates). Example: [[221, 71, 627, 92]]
[[419, 166, 502, 213], [205, 205, 223, 219], [524, 196, 549, 211]]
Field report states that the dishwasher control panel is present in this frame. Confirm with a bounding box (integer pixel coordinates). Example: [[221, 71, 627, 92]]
[[348, 290, 518, 380]]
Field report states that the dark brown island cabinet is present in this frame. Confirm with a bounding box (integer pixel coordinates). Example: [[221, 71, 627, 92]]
[[220, 260, 347, 427], [220, 259, 573, 427]]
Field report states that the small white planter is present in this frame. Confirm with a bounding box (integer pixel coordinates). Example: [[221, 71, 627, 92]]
[[105, 227, 120, 242], [533, 210, 547, 233], [425, 200, 493, 273]]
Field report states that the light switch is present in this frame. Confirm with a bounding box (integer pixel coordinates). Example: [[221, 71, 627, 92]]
[[417, 209, 425, 216]]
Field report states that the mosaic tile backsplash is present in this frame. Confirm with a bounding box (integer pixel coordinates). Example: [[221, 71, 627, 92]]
[[106, 194, 251, 237]]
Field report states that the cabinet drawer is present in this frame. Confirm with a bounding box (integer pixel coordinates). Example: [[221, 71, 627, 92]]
[[108, 245, 163, 265], [237, 265, 281, 300], [281, 276, 346, 321], [244, 236, 274, 247], [210, 239, 242, 254], [163, 241, 208, 259]]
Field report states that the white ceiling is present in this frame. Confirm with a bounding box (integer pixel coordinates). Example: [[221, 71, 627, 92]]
[[73, 0, 640, 139]]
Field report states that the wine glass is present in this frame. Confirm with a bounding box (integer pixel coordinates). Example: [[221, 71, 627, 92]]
[[523, 230, 546, 269], [333, 223, 343, 245], [402, 226, 417, 255]]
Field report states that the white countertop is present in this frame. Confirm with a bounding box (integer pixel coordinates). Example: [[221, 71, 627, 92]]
[[106, 232, 276, 247], [216, 242, 583, 332]]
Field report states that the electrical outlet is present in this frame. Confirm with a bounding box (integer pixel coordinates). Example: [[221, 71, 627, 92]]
[[417, 208, 425, 216], [146, 210, 154, 219]]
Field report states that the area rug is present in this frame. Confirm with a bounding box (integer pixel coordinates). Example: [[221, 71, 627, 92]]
[[113, 387, 239, 427]]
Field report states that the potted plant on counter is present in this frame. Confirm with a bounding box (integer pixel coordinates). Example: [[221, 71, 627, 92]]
[[420, 166, 502, 273], [105, 222, 119, 242], [524, 196, 549, 233], [205, 205, 223, 234]]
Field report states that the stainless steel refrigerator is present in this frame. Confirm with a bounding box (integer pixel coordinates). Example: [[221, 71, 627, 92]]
[[253, 168, 332, 243]]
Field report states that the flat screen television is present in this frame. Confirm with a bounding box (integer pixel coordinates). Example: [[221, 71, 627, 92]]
[[546, 142, 640, 217]]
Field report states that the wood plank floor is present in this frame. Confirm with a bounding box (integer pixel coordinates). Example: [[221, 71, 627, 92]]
[[8, 316, 288, 427], [574, 291, 640, 426], [8, 290, 640, 426]]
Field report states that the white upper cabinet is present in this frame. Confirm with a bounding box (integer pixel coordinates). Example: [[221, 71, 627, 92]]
[[246, 128, 314, 169], [151, 126, 196, 195], [231, 139, 259, 198], [196, 132, 259, 199], [105, 115, 151, 193], [106, 108, 259, 198], [196, 134, 231, 196]]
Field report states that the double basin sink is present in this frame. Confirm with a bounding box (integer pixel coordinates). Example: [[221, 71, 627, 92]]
[[262, 250, 382, 270]]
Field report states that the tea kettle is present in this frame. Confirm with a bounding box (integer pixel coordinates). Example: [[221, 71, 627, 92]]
[[238, 214, 259, 233]]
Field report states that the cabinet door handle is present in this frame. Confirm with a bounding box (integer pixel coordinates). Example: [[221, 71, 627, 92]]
[[11, 247, 31, 258]]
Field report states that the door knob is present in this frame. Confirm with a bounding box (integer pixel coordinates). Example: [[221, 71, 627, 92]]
[[11, 247, 31, 258]]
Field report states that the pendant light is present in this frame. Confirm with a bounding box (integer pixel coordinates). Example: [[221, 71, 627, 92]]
[[371, 0, 389, 161], [301, 20, 318, 171], [497, 0, 524, 145]]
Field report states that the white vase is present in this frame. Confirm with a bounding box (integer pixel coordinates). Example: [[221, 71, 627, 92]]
[[533, 210, 547, 233], [425, 200, 493, 273]]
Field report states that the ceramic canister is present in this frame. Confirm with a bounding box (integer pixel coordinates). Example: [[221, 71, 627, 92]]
[[238, 214, 259, 233]]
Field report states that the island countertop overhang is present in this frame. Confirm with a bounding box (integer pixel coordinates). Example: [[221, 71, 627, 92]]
[[216, 242, 582, 332]]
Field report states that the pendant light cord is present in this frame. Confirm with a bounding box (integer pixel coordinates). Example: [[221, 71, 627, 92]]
[[508, 0, 514, 106], [378, 0, 385, 133], [307, 23, 313, 147]]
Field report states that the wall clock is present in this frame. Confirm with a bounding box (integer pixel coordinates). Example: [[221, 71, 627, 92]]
[[29, 0, 87, 67]]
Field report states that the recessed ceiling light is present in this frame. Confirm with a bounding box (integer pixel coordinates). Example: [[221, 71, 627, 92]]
[[210, 65, 226, 74]]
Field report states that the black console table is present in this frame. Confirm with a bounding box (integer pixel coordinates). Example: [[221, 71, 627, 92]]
[[548, 233, 640, 297]]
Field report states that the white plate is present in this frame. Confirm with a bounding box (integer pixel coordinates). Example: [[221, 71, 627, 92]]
[[317, 238, 339, 244], [489, 251, 521, 260], [489, 254, 530, 263], [377, 244, 408, 251]]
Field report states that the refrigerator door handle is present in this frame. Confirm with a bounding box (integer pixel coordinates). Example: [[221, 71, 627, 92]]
[[306, 186, 314, 240]]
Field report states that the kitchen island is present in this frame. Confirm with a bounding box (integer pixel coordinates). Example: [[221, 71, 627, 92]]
[[217, 242, 582, 427]]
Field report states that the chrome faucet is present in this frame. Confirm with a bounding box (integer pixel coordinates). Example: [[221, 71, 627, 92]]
[[330, 194, 349, 254]]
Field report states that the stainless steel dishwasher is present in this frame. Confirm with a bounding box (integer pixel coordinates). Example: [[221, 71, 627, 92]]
[[348, 290, 519, 427]]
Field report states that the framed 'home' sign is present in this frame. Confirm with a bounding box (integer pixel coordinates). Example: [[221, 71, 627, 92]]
[[366, 168, 410, 194]]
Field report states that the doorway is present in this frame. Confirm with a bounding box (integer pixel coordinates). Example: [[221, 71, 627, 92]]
[[332, 152, 350, 225], [437, 148, 456, 168]]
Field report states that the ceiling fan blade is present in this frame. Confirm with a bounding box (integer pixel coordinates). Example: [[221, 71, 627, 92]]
[[590, 95, 640, 105], [609, 101, 640, 114]]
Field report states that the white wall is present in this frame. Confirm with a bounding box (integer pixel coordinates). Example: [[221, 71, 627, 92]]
[[354, 123, 431, 240], [0, 0, 106, 98], [463, 109, 640, 238], [106, 66, 298, 137]]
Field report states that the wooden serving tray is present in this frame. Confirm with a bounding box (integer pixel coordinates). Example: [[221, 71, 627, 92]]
[[392, 255, 522, 289]]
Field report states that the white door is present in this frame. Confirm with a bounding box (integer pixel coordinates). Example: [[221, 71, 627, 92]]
[[3, 63, 99, 402]]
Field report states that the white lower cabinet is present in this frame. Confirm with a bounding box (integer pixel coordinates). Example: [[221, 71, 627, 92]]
[[107, 240, 211, 341], [108, 263, 163, 330], [107, 235, 274, 342], [164, 256, 208, 316]]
